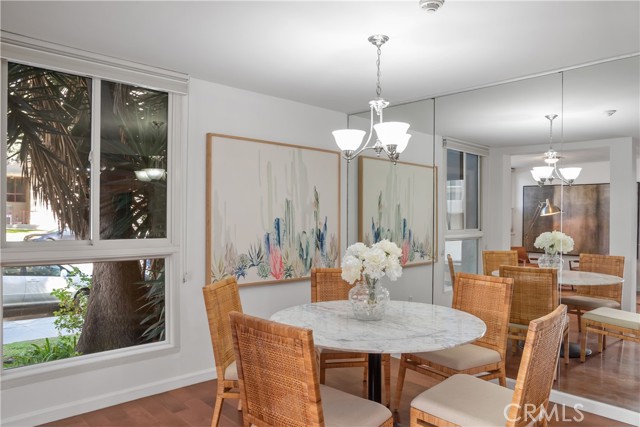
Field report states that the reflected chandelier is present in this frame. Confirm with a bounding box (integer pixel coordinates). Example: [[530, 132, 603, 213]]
[[332, 35, 411, 164], [530, 114, 581, 186]]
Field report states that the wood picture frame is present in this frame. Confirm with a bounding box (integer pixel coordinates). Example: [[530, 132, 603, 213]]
[[358, 156, 437, 266], [206, 133, 341, 286]]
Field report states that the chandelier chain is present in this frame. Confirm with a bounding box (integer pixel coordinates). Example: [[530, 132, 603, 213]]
[[376, 45, 382, 98]]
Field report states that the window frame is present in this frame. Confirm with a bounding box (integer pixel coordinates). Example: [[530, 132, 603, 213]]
[[0, 37, 187, 387]]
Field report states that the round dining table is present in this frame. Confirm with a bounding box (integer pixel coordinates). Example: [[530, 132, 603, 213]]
[[271, 300, 486, 404]]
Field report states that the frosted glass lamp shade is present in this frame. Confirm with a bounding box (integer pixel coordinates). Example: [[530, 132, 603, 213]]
[[396, 133, 411, 153], [530, 169, 541, 182], [532, 166, 554, 180], [559, 167, 581, 181], [373, 122, 410, 148], [333, 129, 366, 151], [135, 170, 151, 182], [143, 168, 165, 180]]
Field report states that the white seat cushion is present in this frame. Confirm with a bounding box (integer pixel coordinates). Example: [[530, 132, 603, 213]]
[[410, 344, 501, 371], [224, 361, 238, 381], [561, 295, 620, 309], [411, 374, 513, 427], [320, 384, 392, 426], [583, 307, 640, 330]]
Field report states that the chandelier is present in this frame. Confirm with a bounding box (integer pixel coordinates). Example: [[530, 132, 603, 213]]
[[332, 35, 411, 164], [530, 114, 581, 185]]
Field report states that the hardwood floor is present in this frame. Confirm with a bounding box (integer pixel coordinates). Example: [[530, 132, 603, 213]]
[[49, 356, 631, 427]]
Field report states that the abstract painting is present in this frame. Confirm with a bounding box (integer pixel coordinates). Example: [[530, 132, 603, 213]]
[[358, 156, 437, 266], [206, 134, 340, 286]]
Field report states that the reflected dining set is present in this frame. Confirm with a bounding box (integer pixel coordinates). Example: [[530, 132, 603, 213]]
[[201, 264, 572, 427]]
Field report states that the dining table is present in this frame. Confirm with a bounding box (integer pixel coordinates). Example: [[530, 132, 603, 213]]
[[270, 300, 486, 404]]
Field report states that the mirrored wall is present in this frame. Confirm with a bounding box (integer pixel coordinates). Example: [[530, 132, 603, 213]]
[[349, 55, 639, 411]]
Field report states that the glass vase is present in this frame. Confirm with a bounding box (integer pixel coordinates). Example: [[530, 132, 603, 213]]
[[348, 276, 390, 321], [538, 251, 563, 269]]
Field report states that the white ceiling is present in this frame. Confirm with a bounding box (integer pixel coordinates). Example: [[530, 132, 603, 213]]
[[1, 0, 639, 162]]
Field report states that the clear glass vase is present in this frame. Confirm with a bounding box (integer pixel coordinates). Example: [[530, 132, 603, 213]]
[[348, 276, 390, 321], [538, 251, 563, 269]]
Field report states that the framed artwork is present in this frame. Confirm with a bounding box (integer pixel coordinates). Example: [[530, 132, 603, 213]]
[[522, 183, 610, 254], [358, 156, 437, 266], [206, 134, 341, 286]]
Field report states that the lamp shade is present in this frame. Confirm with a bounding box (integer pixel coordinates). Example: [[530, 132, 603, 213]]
[[396, 133, 412, 154], [532, 166, 554, 180], [373, 122, 410, 148], [559, 167, 581, 181], [135, 170, 151, 182], [143, 168, 165, 180], [530, 169, 541, 182], [332, 129, 366, 151], [540, 199, 561, 216]]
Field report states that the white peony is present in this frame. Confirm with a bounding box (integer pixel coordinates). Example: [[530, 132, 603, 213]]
[[340, 241, 403, 284], [534, 231, 574, 254]]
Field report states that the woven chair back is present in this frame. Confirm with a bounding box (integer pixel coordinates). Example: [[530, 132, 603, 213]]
[[506, 305, 567, 427], [202, 276, 243, 380], [482, 250, 518, 276], [230, 311, 324, 427], [576, 254, 625, 302], [311, 268, 351, 302], [447, 254, 456, 286], [499, 266, 558, 326], [453, 273, 514, 356]]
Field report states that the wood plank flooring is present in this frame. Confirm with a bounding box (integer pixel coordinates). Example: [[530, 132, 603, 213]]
[[49, 355, 631, 427]]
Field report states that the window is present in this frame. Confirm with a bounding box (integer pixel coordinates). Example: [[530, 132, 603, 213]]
[[444, 143, 485, 290], [2, 55, 180, 375]]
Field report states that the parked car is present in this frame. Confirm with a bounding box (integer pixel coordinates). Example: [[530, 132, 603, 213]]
[[22, 228, 77, 241], [2, 264, 92, 309]]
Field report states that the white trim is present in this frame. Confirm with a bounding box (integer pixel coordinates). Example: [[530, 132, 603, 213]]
[[1, 31, 189, 95], [1, 367, 216, 427], [444, 137, 490, 157]]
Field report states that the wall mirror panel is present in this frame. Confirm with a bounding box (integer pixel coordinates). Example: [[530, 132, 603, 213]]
[[347, 99, 437, 304], [435, 55, 639, 412]]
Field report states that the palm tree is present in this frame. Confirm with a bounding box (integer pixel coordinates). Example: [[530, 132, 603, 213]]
[[7, 63, 166, 354]]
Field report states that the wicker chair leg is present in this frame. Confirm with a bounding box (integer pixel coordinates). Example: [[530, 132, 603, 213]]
[[393, 360, 407, 412], [580, 319, 588, 362], [320, 364, 327, 384], [384, 356, 391, 407], [577, 310, 582, 332], [563, 330, 570, 365], [498, 369, 506, 387], [211, 395, 224, 427], [598, 334, 604, 353], [237, 399, 242, 411]]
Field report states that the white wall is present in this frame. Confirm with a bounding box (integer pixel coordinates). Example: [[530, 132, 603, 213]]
[[1, 78, 347, 426]]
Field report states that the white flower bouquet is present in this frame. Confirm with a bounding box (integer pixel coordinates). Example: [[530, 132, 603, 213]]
[[341, 240, 403, 284], [534, 231, 574, 255]]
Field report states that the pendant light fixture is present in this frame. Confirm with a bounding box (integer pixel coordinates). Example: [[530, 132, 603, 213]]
[[332, 35, 411, 164], [530, 114, 581, 185]]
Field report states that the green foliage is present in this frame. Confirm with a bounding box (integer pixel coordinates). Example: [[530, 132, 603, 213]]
[[15, 336, 80, 366], [51, 267, 92, 336], [139, 259, 165, 343]]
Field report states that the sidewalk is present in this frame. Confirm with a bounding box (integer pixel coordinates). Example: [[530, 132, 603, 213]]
[[3, 316, 58, 344]]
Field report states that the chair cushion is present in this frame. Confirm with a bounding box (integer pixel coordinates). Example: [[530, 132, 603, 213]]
[[583, 307, 640, 330], [224, 361, 238, 381], [411, 344, 501, 371], [561, 295, 620, 309], [320, 384, 392, 427], [411, 374, 512, 427]]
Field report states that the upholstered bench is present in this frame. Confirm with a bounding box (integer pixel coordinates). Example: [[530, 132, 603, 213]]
[[580, 307, 640, 362]]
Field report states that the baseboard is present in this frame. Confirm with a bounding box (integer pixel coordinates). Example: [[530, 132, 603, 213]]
[[506, 378, 639, 425], [2, 368, 216, 427]]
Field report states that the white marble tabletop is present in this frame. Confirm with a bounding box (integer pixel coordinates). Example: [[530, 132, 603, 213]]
[[491, 269, 623, 286], [270, 300, 486, 354]]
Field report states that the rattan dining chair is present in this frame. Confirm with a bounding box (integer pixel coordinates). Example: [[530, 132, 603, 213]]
[[202, 276, 242, 427], [410, 305, 568, 427], [482, 250, 518, 276], [561, 253, 624, 332], [229, 311, 394, 427], [311, 268, 391, 406], [394, 272, 514, 411], [499, 265, 569, 365]]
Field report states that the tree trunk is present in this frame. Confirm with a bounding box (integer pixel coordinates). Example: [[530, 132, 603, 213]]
[[77, 260, 147, 354]]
